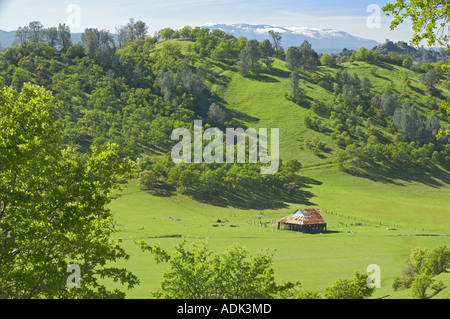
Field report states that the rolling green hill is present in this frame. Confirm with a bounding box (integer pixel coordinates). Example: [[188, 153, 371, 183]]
[[1, 33, 448, 299], [105, 40, 450, 299]]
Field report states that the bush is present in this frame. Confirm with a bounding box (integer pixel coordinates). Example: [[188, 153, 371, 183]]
[[392, 246, 450, 298], [324, 272, 374, 299]]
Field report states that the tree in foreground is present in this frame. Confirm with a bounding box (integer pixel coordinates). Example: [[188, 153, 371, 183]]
[[138, 239, 304, 299], [383, 0, 449, 70], [383, 0, 449, 139], [0, 82, 138, 298]]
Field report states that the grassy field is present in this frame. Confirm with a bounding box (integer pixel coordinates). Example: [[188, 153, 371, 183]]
[[108, 179, 450, 299], [106, 52, 450, 299]]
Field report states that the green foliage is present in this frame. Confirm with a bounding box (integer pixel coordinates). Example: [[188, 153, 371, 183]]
[[420, 69, 440, 96], [138, 170, 159, 190], [393, 103, 441, 143], [259, 39, 275, 68], [137, 239, 302, 299], [116, 18, 148, 45], [286, 70, 305, 104], [409, 273, 434, 299], [268, 30, 282, 54], [237, 39, 261, 74], [0, 83, 138, 298], [403, 57, 413, 69], [350, 47, 381, 63], [304, 115, 324, 133], [285, 40, 319, 72], [324, 272, 375, 299], [437, 100, 450, 137], [383, 1, 450, 50], [392, 246, 450, 298], [320, 53, 336, 66], [207, 102, 227, 125], [211, 38, 240, 64], [303, 137, 328, 156], [139, 155, 305, 206]]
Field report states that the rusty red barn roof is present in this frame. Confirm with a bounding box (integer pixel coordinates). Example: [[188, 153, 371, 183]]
[[278, 208, 326, 225]]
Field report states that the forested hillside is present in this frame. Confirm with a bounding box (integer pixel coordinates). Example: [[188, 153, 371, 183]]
[[1, 20, 450, 201], [2, 16, 450, 300]]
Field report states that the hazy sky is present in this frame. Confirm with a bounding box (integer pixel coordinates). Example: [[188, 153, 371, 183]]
[[0, 0, 414, 43]]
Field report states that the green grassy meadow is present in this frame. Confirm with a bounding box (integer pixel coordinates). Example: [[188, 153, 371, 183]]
[[107, 51, 450, 299], [108, 178, 450, 299]]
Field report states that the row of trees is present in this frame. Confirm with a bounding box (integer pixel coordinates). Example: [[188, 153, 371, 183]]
[[138, 155, 303, 201], [334, 139, 450, 172], [329, 45, 450, 73], [15, 21, 72, 50], [286, 52, 449, 174], [370, 91, 443, 144]]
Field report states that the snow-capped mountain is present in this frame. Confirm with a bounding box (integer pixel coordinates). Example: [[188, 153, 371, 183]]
[[203, 23, 380, 54]]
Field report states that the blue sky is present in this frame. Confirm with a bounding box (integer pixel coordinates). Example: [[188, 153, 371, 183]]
[[0, 0, 413, 43]]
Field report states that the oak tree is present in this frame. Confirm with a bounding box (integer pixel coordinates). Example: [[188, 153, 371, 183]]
[[0, 83, 138, 298]]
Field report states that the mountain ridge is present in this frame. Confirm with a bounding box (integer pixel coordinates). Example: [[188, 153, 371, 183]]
[[201, 23, 380, 54]]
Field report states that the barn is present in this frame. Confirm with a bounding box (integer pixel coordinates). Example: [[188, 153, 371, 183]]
[[277, 208, 327, 233]]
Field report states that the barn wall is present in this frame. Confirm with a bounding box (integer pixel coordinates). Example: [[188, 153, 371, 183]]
[[282, 223, 326, 233]]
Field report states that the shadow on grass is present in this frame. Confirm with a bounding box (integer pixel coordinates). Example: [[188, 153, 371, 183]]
[[373, 61, 396, 71], [262, 67, 291, 79], [343, 162, 450, 187], [144, 184, 177, 197], [243, 72, 280, 83], [410, 85, 424, 95], [202, 90, 261, 127], [277, 229, 342, 235], [317, 81, 334, 93], [190, 185, 317, 210], [226, 108, 261, 127], [145, 175, 321, 210]]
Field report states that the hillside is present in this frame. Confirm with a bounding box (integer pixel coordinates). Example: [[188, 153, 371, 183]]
[[107, 39, 450, 298], [372, 40, 418, 56], [371, 40, 450, 64], [1, 28, 449, 299]]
